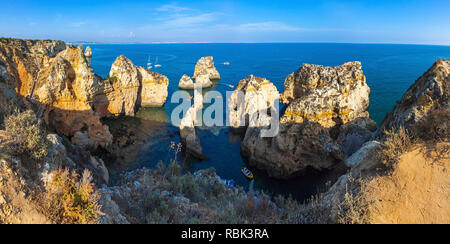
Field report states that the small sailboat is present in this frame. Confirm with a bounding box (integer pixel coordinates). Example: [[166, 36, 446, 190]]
[[241, 168, 254, 180], [154, 57, 162, 68], [147, 56, 152, 70]]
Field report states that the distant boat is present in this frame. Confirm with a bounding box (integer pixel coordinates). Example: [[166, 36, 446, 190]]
[[147, 56, 152, 70], [223, 62, 230, 66], [154, 57, 162, 68]]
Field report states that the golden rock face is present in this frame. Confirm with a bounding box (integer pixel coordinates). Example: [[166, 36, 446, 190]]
[[193, 56, 220, 80], [377, 59, 449, 139], [0, 39, 169, 149], [241, 62, 376, 179], [280, 62, 370, 128]]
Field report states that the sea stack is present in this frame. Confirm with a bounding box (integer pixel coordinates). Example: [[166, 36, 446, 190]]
[[228, 75, 280, 132], [179, 88, 206, 159], [193, 56, 220, 80], [241, 62, 377, 179], [179, 74, 195, 89]]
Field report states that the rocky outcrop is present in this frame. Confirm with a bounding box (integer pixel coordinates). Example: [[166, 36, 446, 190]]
[[241, 62, 376, 179], [378, 59, 449, 140], [105, 55, 141, 116], [228, 75, 279, 131], [84, 46, 92, 58], [0, 39, 169, 149], [194, 74, 213, 88], [179, 73, 212, 89], [179, 74, 195, 89], [313, 60, 450, 224], [281, 62, 370, 127], [179, 88, 205, 159], [193, 56, 220, 80], [138, 67, 169, 107], [84, 46, 92, 64]]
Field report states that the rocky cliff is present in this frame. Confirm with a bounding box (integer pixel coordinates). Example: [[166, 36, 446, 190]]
[[304, 59, 450, 224], [377, 59, 449, 140], [0, 38, 169, 149], [241, 62, 376, 179]]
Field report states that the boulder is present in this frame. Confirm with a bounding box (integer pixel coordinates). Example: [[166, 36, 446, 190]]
[[193, 56, 220, 80]]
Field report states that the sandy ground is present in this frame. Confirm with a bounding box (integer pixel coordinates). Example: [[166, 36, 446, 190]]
[[367, 143, 449, 224]]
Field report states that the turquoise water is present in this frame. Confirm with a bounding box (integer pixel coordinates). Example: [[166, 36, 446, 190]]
[[90, 43, 450, 200]]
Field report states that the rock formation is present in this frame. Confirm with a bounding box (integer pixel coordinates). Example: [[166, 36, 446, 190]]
[[179, 88, 205, 159], [104, 55, 141, 116], [84, 46, 92, 64], [241, 62, 377, 179], [377, 59, 449, 140], [179, 74, 195, 89], [138, 67, 169, 107], [84, 46, 92, 58], [194, 73, 213, 88], [301, 59, 450, 224], [228, 75, 279, 132], [193, 56, 220, 80], [179, 73, 213, 89], [0, 38, 169, 149], [281, 62, 370, 127]]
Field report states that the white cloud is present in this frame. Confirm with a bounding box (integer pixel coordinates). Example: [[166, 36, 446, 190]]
[[156, 4, 190, 12], [70, 21, 87, 27], [232, 22, 303, 32], [163, 13, 217, 27]]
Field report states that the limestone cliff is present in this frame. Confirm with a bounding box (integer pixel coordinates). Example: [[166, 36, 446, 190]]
[[378, 59, 449, 140], [0, 38, 169, 149], [241, 62, 376, 179], [310, 60, 450, 224]]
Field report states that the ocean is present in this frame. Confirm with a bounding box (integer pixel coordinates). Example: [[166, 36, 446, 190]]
[[89, 43, 450, 200]]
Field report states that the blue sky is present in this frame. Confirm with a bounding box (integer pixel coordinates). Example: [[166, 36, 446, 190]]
[[1, 0, 450, 45]]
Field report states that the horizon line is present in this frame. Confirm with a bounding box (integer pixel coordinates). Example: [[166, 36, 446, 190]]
[[68, 40, 450, 47], [1, 37, 449, 47]]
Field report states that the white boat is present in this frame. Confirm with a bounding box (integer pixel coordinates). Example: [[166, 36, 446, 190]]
[[147, 56, 152, 70], [154, 57, 162, 68]]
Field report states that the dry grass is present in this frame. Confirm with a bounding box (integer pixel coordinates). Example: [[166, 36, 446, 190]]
[[380, 126, 413, 168], [336, 177, 374, 224], [37, 168, 103, 224]]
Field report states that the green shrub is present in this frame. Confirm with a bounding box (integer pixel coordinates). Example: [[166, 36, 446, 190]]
[[4, 110, 50, 160]]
